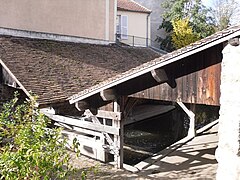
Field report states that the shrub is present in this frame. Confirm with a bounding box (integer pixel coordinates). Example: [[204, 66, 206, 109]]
[[0, 94, 72, 179], [171, 18, 200, 49]]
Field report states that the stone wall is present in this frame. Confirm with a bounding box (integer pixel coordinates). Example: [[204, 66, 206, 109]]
[[216, 40, 240, 180]]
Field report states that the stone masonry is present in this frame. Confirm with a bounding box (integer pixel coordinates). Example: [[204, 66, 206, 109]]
[[215, 39, 240, 180]]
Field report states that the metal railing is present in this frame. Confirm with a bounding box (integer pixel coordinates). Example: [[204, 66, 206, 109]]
[[116, 34, 153, 47], [115, 34, 168, 54]]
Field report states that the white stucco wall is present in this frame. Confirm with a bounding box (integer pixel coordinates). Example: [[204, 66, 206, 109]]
[[117, 10, 150, 46], [134, 0, 166, 48]]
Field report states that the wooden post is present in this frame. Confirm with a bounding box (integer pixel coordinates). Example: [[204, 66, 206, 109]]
[[113, 99, 123, 168], [177, 102, 196, 138]]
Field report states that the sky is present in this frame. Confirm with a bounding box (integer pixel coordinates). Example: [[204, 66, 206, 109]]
[[202, 0, 240, 25], [202, 0, 214, 7], [202, 0, 240, 7]]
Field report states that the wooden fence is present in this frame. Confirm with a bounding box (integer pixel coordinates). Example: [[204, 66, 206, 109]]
[[44, 109, 122, 167]]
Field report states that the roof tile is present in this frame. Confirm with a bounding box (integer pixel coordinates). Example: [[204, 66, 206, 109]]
[[0, 36, 160, 106], [70, 25, 240, 102], [117, 0, 151, 13]]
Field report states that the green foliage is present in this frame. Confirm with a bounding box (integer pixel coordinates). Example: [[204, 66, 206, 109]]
[[172, 18, 200, 49], [159, 0, 215, 51], [0, 93, 71, 179]]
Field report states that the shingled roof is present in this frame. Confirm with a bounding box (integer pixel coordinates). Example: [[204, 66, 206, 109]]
[[69, 25, 240, 104], [0, 36, 160, 106], [117, 0, 151, 13]]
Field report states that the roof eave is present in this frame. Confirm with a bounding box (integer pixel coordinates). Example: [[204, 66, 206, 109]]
[[0, 58, 36, 103], [117, 8, 151, 13], [69, 30, 240, 104]]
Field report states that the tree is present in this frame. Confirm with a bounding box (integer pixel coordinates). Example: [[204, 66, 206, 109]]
[[172, 18, 200, 49], [211, 0, 239, 30], [158, 0, 215, 51]]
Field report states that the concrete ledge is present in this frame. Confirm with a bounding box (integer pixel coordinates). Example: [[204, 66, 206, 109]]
[[0, 27, 112, 45], [196, 119, 219, 134]]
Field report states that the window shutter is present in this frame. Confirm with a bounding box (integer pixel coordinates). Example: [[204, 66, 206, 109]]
[[116, 15, 121, 35], [121, 15, 128, 39]]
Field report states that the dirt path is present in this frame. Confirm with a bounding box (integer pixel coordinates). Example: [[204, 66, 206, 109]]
[[67, 152, 151, 180], [66, 124, 218, 179]]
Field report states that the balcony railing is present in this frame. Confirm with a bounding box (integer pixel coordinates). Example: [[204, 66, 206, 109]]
[[116, 34, 153, 47], [115, 34, 168, 54]]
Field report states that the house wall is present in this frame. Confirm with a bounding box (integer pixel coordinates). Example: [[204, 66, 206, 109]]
[[134, 0, 166, 48], [0, 0, 116, 42], [117, 10, 150, 46]]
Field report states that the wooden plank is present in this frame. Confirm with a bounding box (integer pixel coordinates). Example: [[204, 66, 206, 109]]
[[64, 130, 106, 162], [54, 122, 73, 130], [125, 105, 175, 125], [98, 102, 112, 111], [84, 110, 116, 149], [177, 102, 195, 138], [73, 126, 104, 137], [96, 110, 121, 121], [0, 59, 32, 100], [113, 100, 123, 169], [91, 115, 115, 145], [45, 113, 119, 135]]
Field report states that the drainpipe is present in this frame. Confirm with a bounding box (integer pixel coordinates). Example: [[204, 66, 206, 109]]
[[146, 13, 150, 47]]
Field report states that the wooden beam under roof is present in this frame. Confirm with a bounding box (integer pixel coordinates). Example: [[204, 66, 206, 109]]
[[151, 68, 168, 83], [100, 88, 117, 101], [75, 101, 89, 111]]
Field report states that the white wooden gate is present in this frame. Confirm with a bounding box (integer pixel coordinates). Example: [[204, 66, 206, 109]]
[[44, 109, 122, 167]]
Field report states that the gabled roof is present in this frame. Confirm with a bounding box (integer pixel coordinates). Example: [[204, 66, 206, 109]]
[[0, 36, 160, 107], [117, 0, 151, 13], [69, 25, 240, 104]]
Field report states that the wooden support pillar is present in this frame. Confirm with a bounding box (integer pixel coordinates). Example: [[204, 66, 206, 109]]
[[113, 99, 124, 169], [177, 102, 195, 138], [215, 40, 240, 180]]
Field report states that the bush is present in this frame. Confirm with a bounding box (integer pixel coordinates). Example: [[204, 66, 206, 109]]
[[0, 94, 72, 179], [171, 18, 200, 49]]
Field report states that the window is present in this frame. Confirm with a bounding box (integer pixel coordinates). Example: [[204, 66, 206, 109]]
[[116, 15, 128, 40]]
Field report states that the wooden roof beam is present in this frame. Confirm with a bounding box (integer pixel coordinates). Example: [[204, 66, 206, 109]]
[[100, 88, 117, 101], [75, 101, 89, 111], [151, 68, 176, 88], [151, 68, 168, 83], [75, 101, 97, 115]]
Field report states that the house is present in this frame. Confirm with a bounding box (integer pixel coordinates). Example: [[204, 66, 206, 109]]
[[0, 0, 117, 43], [0, 0, 152, 47], [134, 0, 167, 48], [116, 0, 152, 47]]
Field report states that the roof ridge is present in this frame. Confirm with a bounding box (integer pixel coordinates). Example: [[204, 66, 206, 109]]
[[129, 0, 151, 12], [117, 0, 151, 13]]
